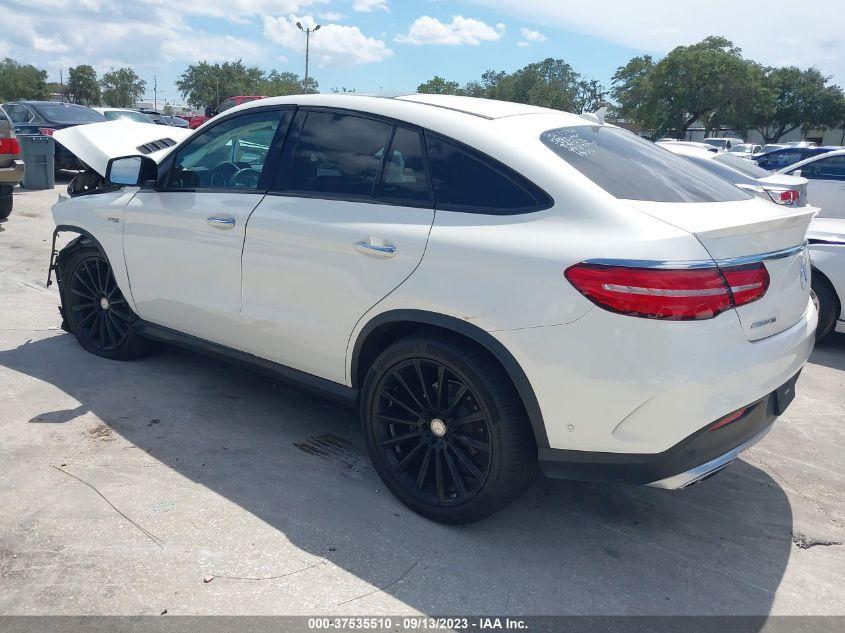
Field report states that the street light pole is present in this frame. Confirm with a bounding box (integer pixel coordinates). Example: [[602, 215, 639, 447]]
[[296, 22, 321, 93]]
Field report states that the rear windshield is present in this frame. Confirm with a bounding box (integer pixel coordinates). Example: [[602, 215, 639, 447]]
[[713, 153, 770, 178], [540, 126, 750, 203], [104, 110, 153, 124], [35, 103, 105, 123]]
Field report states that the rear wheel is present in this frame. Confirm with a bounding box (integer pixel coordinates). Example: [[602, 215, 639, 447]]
[[60, 246, 149, 360], [361, 335, 538, 524], [812, 273, 840, 341]]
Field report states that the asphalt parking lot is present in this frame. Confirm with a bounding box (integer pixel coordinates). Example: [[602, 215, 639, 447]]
[[0, 180, 843, 616]]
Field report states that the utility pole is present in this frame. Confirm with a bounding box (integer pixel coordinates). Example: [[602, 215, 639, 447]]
[[59, 70, 64, 102], [296, 21, 321, 93], [154, 75, 158, 111]]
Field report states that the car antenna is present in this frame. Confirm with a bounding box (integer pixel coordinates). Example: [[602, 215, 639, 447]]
[[580, 106, 607, 125]]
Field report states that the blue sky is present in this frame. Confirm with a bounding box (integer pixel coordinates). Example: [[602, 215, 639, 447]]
[[2, 1, 843, 109]]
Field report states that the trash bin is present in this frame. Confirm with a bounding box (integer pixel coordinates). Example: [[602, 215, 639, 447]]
[[19, 135, 55, 190]]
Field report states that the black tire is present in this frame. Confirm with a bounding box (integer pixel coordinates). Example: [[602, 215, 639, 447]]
[[360, 335, 538, 524], [812, 272, 840, 341], [59, 246, 150, 360], [0, 192, 11, 220]]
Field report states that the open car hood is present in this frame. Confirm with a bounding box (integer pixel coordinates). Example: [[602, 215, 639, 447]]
[[54, 120, 193, 177]]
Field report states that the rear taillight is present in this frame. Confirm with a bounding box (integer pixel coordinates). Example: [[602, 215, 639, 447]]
[[564, 262, 770, 320], [720, 263, 770, 307], [0, 137, 20, 154], [708, 405, 751, 431], [38, 127, 56, 136], [767, 189, 799, 205]]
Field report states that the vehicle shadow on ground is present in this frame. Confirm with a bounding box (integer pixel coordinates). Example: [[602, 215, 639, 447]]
[[809, 332, 845, 371], [0, 333, 794, 616]]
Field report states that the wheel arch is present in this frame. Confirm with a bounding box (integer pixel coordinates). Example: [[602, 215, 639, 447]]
[[812, 265, 842, 318], [350, 309, 549, 449]]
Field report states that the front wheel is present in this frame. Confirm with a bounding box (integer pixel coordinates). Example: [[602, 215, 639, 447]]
[[360, 335, 538, 524], [59, 246, 150, 360]]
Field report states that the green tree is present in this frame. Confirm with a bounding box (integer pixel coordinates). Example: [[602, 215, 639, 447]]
[[611, 37, 767, 138], [100, 67, 146, 107], [262, 70, 308, 96], [417, 76, 463, 95], [574, 79, 609, 113], [66, 64, 100, 105], [176, 60, 265, 111], [0, 58, 48, 101], [749, 67, 845, 142]]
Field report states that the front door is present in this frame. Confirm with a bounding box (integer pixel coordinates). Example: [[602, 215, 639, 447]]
[[240, 110, 436, 383], [123, 107, 291, 345]]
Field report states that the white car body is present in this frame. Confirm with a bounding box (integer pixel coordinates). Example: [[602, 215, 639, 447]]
[[50, 94, 817, 519], [808, 218, 845, 335], [703, 137, 744, 150], [779, 148, 845, 219]]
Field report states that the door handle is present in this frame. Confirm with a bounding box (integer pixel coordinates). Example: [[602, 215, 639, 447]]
[[207, 216, 236, 229], [354, 239, 396, 258]]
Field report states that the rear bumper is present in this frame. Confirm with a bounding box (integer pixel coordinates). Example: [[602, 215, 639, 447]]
[[0, 159, 24, 186], [538, 379, 790, 486]]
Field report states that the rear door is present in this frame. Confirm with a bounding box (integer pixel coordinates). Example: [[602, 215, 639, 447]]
[[123, 107, 292, 346], [788, 154, 845, 219], [240, 109, 435, 383]]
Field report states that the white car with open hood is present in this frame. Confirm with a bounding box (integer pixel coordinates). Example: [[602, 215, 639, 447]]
[[49, 94, 817, 523]]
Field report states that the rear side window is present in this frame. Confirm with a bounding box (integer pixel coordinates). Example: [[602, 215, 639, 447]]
[[377, 127, 431, 204], [426, 134, 550, 213], [799, 154, 845, 181], [287, 111, 392, 198], [541, 126, 750, 203]]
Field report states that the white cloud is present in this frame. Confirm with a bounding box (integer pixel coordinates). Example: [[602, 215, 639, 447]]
[[263, 14, 393, 67], [471, 0, 845, 85], [319, 11, 346, 21], [352, 0, 389, 12], [519, 27, 545, 44], [395, 16, 506, 46]]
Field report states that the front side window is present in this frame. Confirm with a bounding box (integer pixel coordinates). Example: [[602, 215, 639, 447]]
[[169, 109, 287, 190], [377, 127, 430, 204], [286, 111, 392, 198], [798, 155, 845, 181], [541, 126, 750, 203], [426, 134, 548, 213]]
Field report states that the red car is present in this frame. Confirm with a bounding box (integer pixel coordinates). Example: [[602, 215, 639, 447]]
[[188, 95, 266, 129]]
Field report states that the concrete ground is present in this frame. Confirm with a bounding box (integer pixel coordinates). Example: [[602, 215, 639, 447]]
[[0, 180, 843, 616]]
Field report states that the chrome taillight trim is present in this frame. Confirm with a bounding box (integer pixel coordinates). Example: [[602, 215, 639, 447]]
[[585, 242, 807, 271]]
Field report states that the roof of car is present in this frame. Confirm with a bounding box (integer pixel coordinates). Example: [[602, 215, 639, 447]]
[[657, 142, 717, 159], [237, 93, 583, 123]]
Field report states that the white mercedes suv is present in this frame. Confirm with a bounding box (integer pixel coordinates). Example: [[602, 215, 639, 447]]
[[49, 94, 817, 523]]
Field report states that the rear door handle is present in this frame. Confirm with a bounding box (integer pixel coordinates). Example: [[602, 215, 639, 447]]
[[354, 239, 396, 258], [207, 216, 236, 229]]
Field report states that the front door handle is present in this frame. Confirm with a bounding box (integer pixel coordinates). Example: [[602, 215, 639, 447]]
[[207, 216, 236, 229], [354, 239, 396, 258]]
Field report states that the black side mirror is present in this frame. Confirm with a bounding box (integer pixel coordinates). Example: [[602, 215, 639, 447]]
[[105, 155, 158, 187]]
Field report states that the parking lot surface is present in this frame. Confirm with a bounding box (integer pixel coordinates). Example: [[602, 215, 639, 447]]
[[0, 182, 843, 616]]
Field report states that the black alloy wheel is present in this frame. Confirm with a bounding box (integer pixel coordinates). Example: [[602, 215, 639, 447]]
[[362, 336, 538, 524], [68, 255, 134, 352], [373, 358, 493, 505]]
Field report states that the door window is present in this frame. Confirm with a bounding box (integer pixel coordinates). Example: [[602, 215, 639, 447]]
[[168, 109, 288, 190], [799, 155, 845, 181], [285, 111, 392, 198], [376, 127, 431, 204]]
